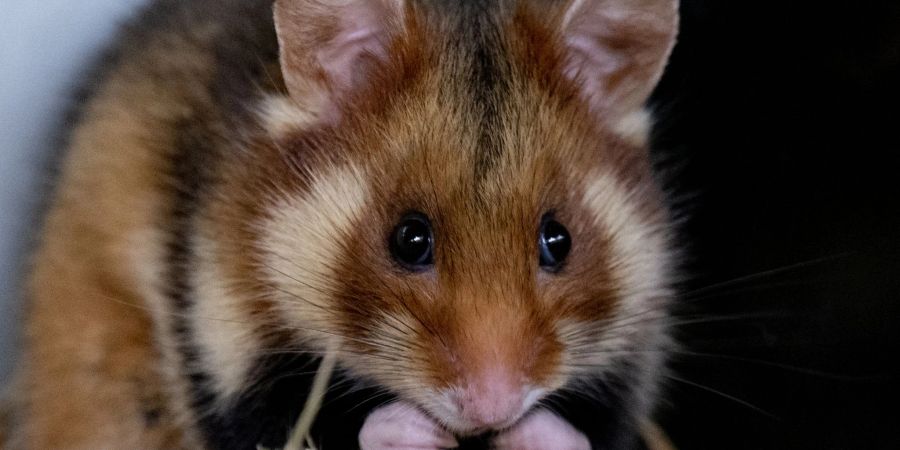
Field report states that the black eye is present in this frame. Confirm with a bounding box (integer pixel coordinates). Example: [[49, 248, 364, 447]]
[[539, 215, 571, 270], [389, 212, 434, 270]]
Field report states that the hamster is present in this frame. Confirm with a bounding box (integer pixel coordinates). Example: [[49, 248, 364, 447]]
[[6, 0, 679, 449]]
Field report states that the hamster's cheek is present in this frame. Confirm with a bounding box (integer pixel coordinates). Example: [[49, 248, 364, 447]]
[[359, 401, 458, 450], [493, 410, 590, 450]]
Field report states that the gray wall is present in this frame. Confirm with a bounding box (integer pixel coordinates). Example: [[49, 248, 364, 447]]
[[0, 0, 147, 385]]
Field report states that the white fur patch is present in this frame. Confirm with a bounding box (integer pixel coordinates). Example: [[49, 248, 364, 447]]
[[191, 235, 263, 402], [126, 227, 170, 332], [126, 226, 196, 419], [613, 108, 653, 147], [582, 169, 671, 321], [258, 163, 370, 350], [576, 169, 674, 414], [258, 95, 324, 138]]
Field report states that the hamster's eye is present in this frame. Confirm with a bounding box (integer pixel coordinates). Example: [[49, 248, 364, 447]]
[[389, 212, 434, 270], [539, 215, 571, 270]]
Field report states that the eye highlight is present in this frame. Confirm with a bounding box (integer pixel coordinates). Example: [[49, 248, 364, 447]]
[[539, 214, 571, 270], [389, 212, 434, 270]]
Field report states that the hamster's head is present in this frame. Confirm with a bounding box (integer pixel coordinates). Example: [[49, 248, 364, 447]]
[[207, 0, 678, 436]]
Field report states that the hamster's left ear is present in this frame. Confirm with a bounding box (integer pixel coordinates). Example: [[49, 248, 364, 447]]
[[273, 0, 405, 119], [559, 0, 679, 122]]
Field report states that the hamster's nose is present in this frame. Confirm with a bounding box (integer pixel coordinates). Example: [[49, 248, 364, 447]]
[[453, 367, 528, 429]]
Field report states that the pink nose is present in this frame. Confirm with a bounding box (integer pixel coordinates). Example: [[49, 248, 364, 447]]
[[454, 370, 526, 429]]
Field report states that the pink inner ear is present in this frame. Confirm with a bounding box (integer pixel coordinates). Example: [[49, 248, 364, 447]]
[[564, 34, 626, 112], [565, 35, 623, 79], [558, 0, 678, 120], [319, 1, 397, 91], [318, 26, 388, 92], [274, 0, 402, 119]]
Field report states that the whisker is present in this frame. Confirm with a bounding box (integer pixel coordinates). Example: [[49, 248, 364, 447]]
[[681, 280, 825, 303], [679, 253, 850, 299], [662, 373, 780, 420], [668, 350, 887, 382]]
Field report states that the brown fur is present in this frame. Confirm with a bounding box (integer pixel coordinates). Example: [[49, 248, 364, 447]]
[[13, 48, 199, 449], [228, 0, 672, 431], [9, 0, 677, 447], [8, 3, 256, 446]]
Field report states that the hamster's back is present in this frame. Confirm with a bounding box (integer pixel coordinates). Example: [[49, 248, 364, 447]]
[[7, 1, 280, 448]]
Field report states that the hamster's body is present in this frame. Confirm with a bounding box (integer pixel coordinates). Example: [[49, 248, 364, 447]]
[[8, 2, 282, 447], [5, 1, 679, 449]]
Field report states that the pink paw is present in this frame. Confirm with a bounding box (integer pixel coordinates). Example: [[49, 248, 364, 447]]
[[359, 401, 458, 450], [493, 410, 590, 450]]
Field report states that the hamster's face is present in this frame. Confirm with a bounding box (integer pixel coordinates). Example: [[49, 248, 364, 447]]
[[249, 69, 671, 437], [225, 0, 676, 436]]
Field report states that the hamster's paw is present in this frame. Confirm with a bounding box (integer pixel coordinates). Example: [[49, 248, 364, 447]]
[[359, 401, 458, 450], [492, 410, 590, 450]]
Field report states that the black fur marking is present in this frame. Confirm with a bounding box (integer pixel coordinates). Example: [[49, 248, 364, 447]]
[[152, 1, 388, 448], [142, 407, 163, 429], [150, 0, 284, 445], [199, 355, 392, 450], [448, 1, 511, 178], [544, 369, 648, 450], [164, 111, 219, 441]]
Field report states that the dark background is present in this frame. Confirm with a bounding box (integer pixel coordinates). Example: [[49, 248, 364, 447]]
[[649, 1, 900, 449]]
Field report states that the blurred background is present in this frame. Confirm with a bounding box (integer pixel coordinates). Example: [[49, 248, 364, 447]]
[[1, 0, 898, 449]]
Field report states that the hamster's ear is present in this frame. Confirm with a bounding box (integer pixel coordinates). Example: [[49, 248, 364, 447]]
[[560, 0, 678, 121], [273, 0, 405, 116]]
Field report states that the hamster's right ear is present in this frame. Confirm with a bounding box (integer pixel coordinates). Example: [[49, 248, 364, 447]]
[[273, 0, 405, 119], [558, 0, 679, 124]]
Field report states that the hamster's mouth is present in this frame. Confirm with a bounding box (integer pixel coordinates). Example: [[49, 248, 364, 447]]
[[416, 386, 548, 437], [418, 403, 521, 438]]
